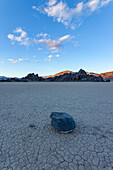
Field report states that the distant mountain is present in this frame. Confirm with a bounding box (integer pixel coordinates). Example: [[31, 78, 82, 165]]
[[43, 69, 105, 82], [0, 69, 113, 82], [43, 70, 113, 81], [94, 71, 113, 81], [0, 76, 21, 81], [0, 76, 9, 80], [44, 71, 98, 79], [86, 72, 97, 75], [87, 71, 113, 81], [43, 70, 71, 78]]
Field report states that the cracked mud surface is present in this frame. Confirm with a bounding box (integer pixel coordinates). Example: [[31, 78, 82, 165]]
[[0, 82, 113, 170]]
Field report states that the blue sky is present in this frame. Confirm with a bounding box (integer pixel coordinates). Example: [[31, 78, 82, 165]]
[[0, 0, 113, 77]]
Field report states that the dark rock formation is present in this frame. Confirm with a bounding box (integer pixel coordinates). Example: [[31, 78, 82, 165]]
[[50, 112, 75, 133], [21, 73, 44, 82], [105, 79, 110, 82], [0, 69, 110, 82], [45, 69, 105, 82], [94, 71, 113, 81]]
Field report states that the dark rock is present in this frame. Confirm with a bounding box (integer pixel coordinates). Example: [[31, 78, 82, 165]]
[[22, 73, 44, 81], [96, 75, 104, 82], [78, 69, 87, 76], [105, 79, 110, 82], [29, 124, 37, 128], [50, 112, 75, 133]]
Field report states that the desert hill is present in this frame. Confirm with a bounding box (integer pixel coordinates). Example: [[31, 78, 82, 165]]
[[44, 70, 113, 81]]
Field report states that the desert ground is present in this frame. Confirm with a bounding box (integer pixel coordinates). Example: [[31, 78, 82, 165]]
[[0, 82, 113, 170]]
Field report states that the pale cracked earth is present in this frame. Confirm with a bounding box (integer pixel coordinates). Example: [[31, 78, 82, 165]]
[[0, 82, 113, 170]]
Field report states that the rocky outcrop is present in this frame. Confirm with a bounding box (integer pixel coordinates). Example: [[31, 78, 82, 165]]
[[94, 72, 113, 81], [45, 69, 105, 82], [21, 73, 44, 82], [0, 69, 110, 82]]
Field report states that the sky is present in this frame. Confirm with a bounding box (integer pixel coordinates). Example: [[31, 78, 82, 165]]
[[0, 0, 113, 77]]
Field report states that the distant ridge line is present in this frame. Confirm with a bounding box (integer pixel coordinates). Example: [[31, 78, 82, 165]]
[[43, 70, 113, 81], [0, 69, 113, 81]]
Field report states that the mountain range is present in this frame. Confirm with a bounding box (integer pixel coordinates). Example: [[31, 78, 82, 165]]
[[0, 76, 9, 80], [0, 69, 113, 81], [0, 76, 21, 81], [43, 70, 113, 81]]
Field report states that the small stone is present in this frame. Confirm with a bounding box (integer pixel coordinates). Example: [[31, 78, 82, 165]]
[[50, 112, 75, 133], [29, 124, 36, 128]]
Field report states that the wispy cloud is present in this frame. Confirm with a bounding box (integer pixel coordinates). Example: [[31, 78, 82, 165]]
[[37, 33, 48, 38], [8, 28, 75, 54], [56, 54, 60, 57], [48, 0, 57, 6], [48, 55, 53, 62], [86, 0, 100, 12], [19, 59, 24, 61], [33, 0, 113, 29], [8, 58, 28, 63], [58, 35, 71, 42], [101, 0, 112, 6], [35, 39, 62, 51], [8, 27, 29, 46], [8, 28, 72, 52], [34, 34, 71, 51], [47, 54, 60, 61], [8, 59, 18, 63]]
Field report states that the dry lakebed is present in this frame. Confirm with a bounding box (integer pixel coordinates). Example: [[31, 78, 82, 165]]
[[0, 82, 113, 170]]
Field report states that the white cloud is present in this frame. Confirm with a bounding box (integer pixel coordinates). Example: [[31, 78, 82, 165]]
[[8, 28, 73, 52], [87, 0, 100, 12], [8, 59, 18, 63], [48, 0, 57, 6], [8, 34, 14, 40], [44, 1, 71, 26], [48, 55, 53, 61], [8, 27, 29, 46], [34, 34, 71, 51], [32, 5, 45, 13], [38, 1, 84, 27], [35, 39, 62, 50], [32, 6, 37, 10], [19, 59, 24, 61], [56, 54, 60, 57], [74, 2, 84, 13], [33, 0, 113, 29], [32, 6, 40, 11], [59, 35, 71, 42], [101, 0, 112, 6], [37, 33, 48, 38], [33, 55, 37, 57], [8, 58, 27, 63]]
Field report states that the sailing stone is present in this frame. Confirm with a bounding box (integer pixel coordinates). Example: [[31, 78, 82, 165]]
[[50, 112, 75, 133]]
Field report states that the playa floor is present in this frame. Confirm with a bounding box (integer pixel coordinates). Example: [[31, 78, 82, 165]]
[[0, 82, 113, 170]]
